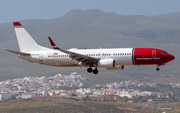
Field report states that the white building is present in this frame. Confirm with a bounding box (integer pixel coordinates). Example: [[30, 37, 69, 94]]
[[141, 91, 157, 96], [0, 94, 12, 100], [22, 94, 33, 99]]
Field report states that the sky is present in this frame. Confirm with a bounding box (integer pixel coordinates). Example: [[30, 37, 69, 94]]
[[1, 0, 180, 24]]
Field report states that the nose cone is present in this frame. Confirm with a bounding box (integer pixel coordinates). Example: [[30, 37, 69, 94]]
[[168, 54, 175, 61]]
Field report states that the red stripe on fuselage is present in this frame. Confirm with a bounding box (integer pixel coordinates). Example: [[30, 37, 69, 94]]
[[133, 48, 172, 65]]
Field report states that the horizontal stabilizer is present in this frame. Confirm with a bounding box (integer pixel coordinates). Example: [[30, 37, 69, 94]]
[[5, 49, 30, 55]]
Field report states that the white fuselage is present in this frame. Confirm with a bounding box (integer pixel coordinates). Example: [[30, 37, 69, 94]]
[[20, 48, 134, 67]]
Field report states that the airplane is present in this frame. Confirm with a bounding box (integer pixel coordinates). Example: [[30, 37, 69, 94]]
[[6, 22, 175, 74]]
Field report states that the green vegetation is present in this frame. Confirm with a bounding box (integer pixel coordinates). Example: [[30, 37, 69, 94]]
[[0, 100, 141, 113], [150, 102, 180, 113], [1, 100, 180, 113]]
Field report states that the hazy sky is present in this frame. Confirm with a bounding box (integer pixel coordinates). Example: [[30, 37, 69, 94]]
[[1, 0, 180, 24]]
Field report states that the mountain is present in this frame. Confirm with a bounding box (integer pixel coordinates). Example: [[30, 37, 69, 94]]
[[152, 12, 180, 23], [0, 9, 179, 85]]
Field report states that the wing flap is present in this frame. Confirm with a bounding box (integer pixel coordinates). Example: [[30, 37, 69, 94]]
[[48, 37, 99, 66]]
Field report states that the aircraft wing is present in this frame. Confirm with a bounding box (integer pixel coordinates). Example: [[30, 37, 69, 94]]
[[48, 37, 99, 66], [5, 49, 30, 55]]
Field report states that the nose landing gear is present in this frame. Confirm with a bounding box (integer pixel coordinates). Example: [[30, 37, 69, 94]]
[[156, 67, 160, 71]]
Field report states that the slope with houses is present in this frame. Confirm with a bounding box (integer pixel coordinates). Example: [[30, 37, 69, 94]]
[[0, 72, 177, 102]]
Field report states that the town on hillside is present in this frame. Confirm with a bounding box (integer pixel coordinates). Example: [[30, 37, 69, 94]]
[[0, 72, 179, 103]]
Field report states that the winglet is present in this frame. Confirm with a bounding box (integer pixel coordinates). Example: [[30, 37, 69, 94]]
[[13, 22, 22, 27], [48, 37, 59, 49]]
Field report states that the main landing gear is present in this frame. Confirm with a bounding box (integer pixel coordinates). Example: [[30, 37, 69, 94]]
[[87, 67, 98, 74]]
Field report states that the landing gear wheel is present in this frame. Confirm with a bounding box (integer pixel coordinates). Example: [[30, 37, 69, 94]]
[[87, 67, 92, 73], [156, 67, 160, 71], [93, 69, 98, 74]]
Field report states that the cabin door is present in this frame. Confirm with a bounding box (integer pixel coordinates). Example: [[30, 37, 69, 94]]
[[39, 53, 43, 61]]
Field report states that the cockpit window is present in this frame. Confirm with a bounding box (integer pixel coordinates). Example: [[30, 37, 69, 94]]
[[161, 52, 168, 54]]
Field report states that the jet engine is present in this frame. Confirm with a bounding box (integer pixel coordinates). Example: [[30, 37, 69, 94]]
[[98, 59, 115, 68]]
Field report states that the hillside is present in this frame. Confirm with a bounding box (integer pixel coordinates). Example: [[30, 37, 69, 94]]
[[0, 9, 179, 84], [152, 12, 180, 23]]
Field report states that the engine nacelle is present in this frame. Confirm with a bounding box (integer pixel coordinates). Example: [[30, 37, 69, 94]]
[[98, 59, 115, 68], [106, 65, 124, 70]]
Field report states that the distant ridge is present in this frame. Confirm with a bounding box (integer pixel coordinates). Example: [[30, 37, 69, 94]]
[[153, 12, 180, 23]]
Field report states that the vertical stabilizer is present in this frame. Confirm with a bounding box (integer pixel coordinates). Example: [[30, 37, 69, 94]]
[[13, 22, 48, 52]]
